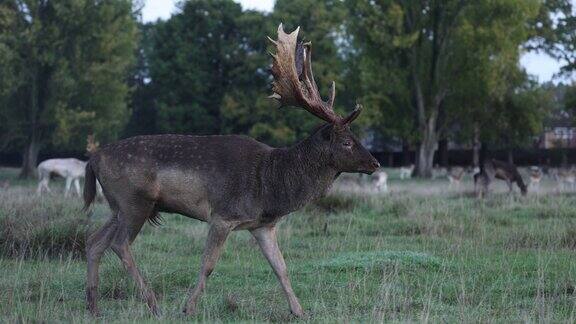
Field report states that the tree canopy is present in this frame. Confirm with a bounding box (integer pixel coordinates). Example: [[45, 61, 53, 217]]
[[0, 0, 137, 177], [0, 0, 574, 177]]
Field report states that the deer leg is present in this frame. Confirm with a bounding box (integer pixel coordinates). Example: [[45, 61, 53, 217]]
[[74, 178, 81, 196], [111, 233, 160, 316], [107, 204, 159, 316], [184, 223, 230, 315], [86, 217, 118, 316], [44, 178, 51, 193], [64, 177, 72, 197], [251, 226, 304, 317], [506, 179, 513, 194], [37, 177, 50, 195], [36, 178, 44, 195]]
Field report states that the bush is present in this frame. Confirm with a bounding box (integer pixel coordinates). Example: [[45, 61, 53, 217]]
[[0, 189, 88, 258]]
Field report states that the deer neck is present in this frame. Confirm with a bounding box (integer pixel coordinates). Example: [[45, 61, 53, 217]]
[[262, 137, 338, 217]]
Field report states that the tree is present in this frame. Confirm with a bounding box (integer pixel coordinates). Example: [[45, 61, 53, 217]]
[[533, 0, 576, 75], [347, 0, 541, 176], [147, 0, 348, 147], [149, 0, 263, 136], [0, 0, 137, 178]]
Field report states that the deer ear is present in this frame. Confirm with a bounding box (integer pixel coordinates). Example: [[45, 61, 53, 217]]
[[341, 104, 363, 125]]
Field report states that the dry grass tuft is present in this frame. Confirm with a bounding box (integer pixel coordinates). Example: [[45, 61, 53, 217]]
[[0, 189, 88, 258]]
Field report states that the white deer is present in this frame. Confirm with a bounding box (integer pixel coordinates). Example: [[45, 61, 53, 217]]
[[36, 158, 87, 197], [447, 166, 466, 189], [399, 164, 414, 180], [374, 171, 389, 193], [556, 167, 576, 191]]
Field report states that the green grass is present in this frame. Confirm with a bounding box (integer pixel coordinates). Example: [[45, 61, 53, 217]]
[[0, 168, 575, 322]]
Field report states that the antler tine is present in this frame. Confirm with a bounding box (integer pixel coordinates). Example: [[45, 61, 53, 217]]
[[269, 23, 341, 124]]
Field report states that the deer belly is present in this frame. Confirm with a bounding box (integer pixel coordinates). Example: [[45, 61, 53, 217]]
[[155, 169, 211, 221]]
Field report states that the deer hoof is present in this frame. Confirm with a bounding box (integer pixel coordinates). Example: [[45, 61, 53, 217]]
[[183, 306, 197, 316], [290, 306, 304, 317], [146, 294, 161, 317]]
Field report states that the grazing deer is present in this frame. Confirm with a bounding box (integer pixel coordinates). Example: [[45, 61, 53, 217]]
[[474, 159, 527, 198], [82, 24, 380, 317], [556, 167, 576, 191], [36, 136, 101, 197], [399, 164, 414, 179], [528, 166, 543, 193], [374, 171, 388, 193], [447, 166, 465, 189], [36, 158, 87, 197]]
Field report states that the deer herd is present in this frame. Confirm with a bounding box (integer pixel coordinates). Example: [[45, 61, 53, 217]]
[[1, 24, 575, 318]]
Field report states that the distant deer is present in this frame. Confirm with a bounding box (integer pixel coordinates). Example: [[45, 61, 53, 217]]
[[528, 166, 543, 192], [447, 166, 465, 189], [474, 159, 527, 198], [36, 136, 101, 197], [399, 164, 414, 179], [556, 167, 576, 191], [374, 171, 388, 193], [36, 158, 87, 197], [82, 24, 380, 317]]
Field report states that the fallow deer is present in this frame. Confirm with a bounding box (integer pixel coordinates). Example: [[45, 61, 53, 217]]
[[556, 167, 576, 191], [528, 166, 543, 192], [474, 159, 527, 198], [36, 136, 101, 197], [374, 171, 388, 193], [399, 164, 414, 179], [82, 24, 380, 317], [36, 158, 87, 197], [447, 166, 465, 189]]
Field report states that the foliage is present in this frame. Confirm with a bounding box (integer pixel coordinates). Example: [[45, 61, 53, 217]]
[[533, 0, 576, 75], [0, 0, 137, 176], [347, 0, 543, 175], [146, 0, 349, 146], [0, 188, 88, 258]]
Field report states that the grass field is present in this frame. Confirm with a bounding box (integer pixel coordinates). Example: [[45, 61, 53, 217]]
[[0, 167, 575, 322]]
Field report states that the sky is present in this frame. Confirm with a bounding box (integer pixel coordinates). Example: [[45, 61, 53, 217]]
[[142, 0, 570, 84]]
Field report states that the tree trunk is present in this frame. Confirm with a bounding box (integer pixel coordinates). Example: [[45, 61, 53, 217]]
[[19, 138, 39, 179], [402, 141, 411, 166], [416, 121, 437, 178], [480, 142, 488, 166], [472, 124, 480, 167], [438, 138, 448, 167], [19, 64, 42, 179]]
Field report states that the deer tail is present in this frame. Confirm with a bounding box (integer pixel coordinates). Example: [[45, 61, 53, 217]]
[[83, 161, 97, 212]]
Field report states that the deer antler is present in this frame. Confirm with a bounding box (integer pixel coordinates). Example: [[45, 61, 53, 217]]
[[269, 23, 346, 124]]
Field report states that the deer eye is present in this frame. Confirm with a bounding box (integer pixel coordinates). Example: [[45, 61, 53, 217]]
[[343, 140, 353, 148]]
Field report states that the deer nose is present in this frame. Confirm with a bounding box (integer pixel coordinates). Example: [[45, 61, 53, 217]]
[[372, 161, 380, 169]]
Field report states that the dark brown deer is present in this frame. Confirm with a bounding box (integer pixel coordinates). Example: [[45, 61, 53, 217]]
[[474, 159, 527, 198], [82, 24, 379, 317]]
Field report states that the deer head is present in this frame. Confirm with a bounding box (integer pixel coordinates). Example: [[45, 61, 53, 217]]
[[86, 135, 100, 155], [269, 24, 379, 174]]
